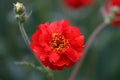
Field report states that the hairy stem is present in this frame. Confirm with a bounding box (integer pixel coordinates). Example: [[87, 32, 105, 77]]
[[68, 22, 107, 80]]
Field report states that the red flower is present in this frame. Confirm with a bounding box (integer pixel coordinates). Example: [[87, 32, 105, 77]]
[[30, 20, 84, 70], [102, 0, 120, 26], [63, 0, 93, 9]]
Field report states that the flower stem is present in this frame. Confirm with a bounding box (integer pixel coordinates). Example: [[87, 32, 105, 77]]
[[18, 23, 54, 80], [68, 22, 107, 80], [18, 23, 30, 46], [18, 22, 45, 67]]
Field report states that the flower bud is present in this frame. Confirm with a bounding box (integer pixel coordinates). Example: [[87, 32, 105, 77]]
[[14, 2, 25, 15], [13, 2, 27, 23], [101, 0, 120, 26], [110, 6, 119, 14]]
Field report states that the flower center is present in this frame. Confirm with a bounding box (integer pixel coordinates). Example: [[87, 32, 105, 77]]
[[49, 33, 70, 51]]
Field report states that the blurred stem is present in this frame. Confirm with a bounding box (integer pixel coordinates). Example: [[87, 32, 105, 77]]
[[18, 22, 44, 67], [18, 23, 54, 80], [68, 22, 107, 80], [18, 22, 30, 47]]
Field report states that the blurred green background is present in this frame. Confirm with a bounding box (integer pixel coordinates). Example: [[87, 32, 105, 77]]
[[0, 0, 120, 80]]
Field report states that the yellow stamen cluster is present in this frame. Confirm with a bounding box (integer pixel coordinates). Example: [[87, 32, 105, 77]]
[[49, 33, 70, 51]]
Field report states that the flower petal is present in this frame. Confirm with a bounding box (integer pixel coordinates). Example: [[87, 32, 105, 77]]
[[64, 26, 81, 41], [30, 45, 48, 61], [55, 54, 70, 66], [42, 60, 57, 70], [31, 30, 40, 41], [70, 35, 84, 52], [38, 22, 51, 42], [49, 22, 63, 34], [65, 48, 80, 62], [49, 52, 60, 63], [60, 20, 70, 27]]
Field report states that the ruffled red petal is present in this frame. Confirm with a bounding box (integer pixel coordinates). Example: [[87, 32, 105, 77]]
[[49, 22, 63, 34], [49, 51, 60, 63], [70, 35, 84, 52], [64, 26, 82, 42], [42, 60, 57, 70], [30, 46, 47, 61], [65, 48, 80, 62], [55, 54, 70, 66]]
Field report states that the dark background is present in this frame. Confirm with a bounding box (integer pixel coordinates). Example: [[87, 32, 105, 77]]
[[0, 0, 120, 80]]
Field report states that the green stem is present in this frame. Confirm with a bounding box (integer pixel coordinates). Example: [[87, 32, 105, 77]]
[[18, 23, 54, 80], [18, 23, 30, 47]]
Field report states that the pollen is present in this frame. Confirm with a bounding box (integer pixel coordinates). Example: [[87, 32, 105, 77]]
[[49, 33, 70, 51]]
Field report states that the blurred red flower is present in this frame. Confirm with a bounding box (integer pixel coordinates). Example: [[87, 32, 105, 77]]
[[63, 0, 93, 9], [30, 20, 84, 70], [102, 0, 120, 26]]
